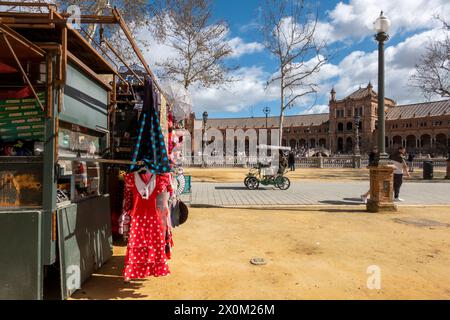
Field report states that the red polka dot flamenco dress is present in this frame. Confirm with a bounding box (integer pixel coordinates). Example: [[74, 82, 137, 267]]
[[122, 171, 173, 281]]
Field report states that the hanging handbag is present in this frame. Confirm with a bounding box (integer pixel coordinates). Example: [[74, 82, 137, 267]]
[[170, 199, 189, 227]]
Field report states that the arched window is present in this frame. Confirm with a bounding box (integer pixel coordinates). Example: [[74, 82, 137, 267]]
[[289, 139, 297, 148], [406, 135, 416, 149], [436, 133, 447, 151], [298, 139, 306, 147], [319, 138, 327, 148], [337, 137, 344, 152], [345, 137, 353, 153], [346, 122, 353, 131], [420, 134, 431, 148], [337, 122, 344, 132], [393, 136, 402, 147]]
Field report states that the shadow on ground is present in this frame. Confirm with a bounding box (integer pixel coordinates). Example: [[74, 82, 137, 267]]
[[319, 198, 364, 206], [71, 256, 151, 300]]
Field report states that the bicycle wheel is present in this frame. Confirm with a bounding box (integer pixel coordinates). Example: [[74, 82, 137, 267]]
[[276, 176, 290, 190], [246, 177, 260, 190], [244, 176, 250, 189]]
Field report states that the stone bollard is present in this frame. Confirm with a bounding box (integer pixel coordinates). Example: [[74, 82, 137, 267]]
[[367, 165, 398, 213], [353, 155, 362, 169], [318, 155, 324, 168]]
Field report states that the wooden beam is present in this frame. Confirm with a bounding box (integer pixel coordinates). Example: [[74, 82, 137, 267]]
[[61, 27, 67, 83], [68, 27, 117, 75], [0, 1, 57, 9], [112, 8, 163, 93], [35, 42, 62, 51], [1, 33, 45, 112], [104, 39, 144, 86], [0, 23, 55, 29], [46, 54, 53, 118], [0, 16, 116, 25], [0, 23, 45, 58]]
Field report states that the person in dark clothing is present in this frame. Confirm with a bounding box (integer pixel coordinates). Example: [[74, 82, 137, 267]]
[[389, 147, 411, 202], [368, 146, 378, 166], [278, 150, 288, 174], [288, 151, 296, 171]]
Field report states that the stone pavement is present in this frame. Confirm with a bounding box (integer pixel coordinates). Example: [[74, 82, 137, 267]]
[[190, 181, 450, 207]]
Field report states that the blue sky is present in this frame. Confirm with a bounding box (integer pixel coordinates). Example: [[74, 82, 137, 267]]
[[142, 0, 450, 119]]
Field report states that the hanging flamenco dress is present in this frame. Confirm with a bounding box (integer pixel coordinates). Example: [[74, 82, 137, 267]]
[[122, 171, 173, 280]]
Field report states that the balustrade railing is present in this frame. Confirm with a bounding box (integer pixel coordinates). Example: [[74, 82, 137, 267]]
[[183, 155, 448, 168]]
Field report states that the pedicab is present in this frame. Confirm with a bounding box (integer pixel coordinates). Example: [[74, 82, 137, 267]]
[[244, 145, 291, 190]]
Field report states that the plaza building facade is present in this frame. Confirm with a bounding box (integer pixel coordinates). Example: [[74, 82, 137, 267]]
[[187, 83, 450, 156]]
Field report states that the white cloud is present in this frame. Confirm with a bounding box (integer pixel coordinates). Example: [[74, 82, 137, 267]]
[[325, 0, 450, 43], [329, 27, 449, 104], [227, 37, 264, 58], [301, 104, 330, 115], [190, 66, 278, 114]]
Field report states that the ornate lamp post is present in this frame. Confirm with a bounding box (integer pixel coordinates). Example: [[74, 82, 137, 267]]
[[202, 111, 208, 168], [263, 107, 271, 129], [446, 132, 450, 179], [306, 128, 311, 150], [354, 115, 361, 156], [367, 11, 397, 213], [374, 11, 390, 159]]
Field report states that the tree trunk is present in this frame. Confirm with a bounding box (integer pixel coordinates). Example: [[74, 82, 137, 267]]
[[278, 76, 285, 147]]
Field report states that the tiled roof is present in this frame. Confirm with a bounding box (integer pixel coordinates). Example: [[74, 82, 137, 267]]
[[199, 113, 330, 129], [344, 87, 376, 100], [336, 85, 395, 103], [195, 100, 450, 129], [386, 100, 450, 119]]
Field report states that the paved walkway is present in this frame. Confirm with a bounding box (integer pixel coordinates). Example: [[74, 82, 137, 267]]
[[190, 181, 450, 207]]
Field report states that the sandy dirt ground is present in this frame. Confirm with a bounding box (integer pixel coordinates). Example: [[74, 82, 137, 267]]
[[72, 206, 450, 300], [184, 167, 448, 183]]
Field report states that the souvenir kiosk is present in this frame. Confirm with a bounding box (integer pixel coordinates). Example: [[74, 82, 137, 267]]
[[0, 12, 116, 299]]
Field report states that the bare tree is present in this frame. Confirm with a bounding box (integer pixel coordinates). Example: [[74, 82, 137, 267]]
[[410, 17, 450, 99], [150, 0, 234, 90], [262, 0, 327, 146]]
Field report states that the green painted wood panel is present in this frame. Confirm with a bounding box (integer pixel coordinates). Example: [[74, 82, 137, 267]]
[[57, 195, 113, 299], [60, 64, 108, 131], [0, 210, 42, 300]]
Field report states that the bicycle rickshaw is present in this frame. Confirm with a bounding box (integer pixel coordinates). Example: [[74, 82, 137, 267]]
[[244, 145, 291, 190]]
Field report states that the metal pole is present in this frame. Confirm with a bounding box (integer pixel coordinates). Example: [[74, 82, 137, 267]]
[[202, 120, 207, 167], [376, 32, 388, 159], [354, 116, 360, 155]]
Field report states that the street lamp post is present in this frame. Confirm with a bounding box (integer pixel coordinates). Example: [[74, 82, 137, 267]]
[[446, 132, 450, 179], [202, 111, 208, 168], [374, 11, 390, 160], [354, 115, 361, 156], [367, 11, 397, 213], [306, 128, 311, 151], [263, 107, 271, 129]]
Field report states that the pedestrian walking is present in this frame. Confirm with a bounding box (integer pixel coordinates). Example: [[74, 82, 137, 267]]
[[361, 146, 378, 203], [389, 146, 411, 202], [288, 150, 296, 171]]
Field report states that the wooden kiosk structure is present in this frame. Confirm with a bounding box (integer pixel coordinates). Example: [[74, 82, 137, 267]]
[[0, 3, 167, 299]]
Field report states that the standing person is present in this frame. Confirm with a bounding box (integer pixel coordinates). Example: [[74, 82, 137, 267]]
[[360, 146, 378, 203], [407, 152, 415, 172], [288, 150, 296, 171], [278, 150, 288, 174], [389, 146, 411, 202]]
